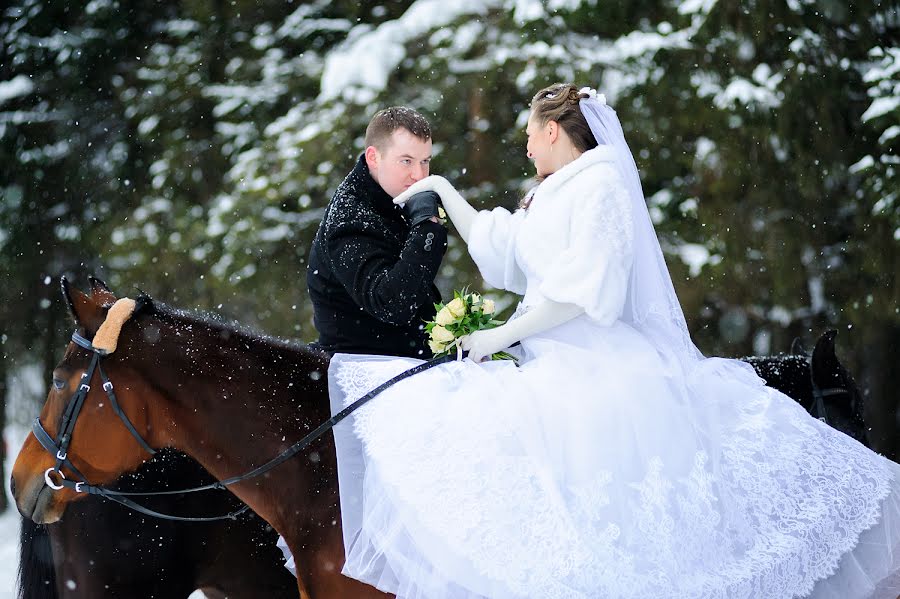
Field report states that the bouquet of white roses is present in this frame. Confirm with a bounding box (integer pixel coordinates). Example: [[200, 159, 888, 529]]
[[426, 289, 516, 361]]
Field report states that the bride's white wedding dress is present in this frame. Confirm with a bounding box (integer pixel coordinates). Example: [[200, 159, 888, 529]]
[[280, 145, 900, 598]]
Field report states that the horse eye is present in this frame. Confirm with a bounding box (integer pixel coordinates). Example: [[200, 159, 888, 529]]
[[52, 378, 65, 390]]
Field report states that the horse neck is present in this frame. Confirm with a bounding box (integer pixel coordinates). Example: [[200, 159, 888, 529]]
[[121, 314, 331, 528]]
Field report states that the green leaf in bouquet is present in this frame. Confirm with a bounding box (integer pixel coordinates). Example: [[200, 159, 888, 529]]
[[490, 351, 518, 364]]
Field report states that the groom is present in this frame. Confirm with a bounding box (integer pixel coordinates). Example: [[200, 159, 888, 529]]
[[306, 106, 447, 358]]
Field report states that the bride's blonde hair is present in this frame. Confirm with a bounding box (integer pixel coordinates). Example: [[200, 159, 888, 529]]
[[520, 83, 598, 209]]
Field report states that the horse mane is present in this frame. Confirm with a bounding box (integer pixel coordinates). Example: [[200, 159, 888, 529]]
[[17, 518, 57, 599], [133, 293, 326, 362]]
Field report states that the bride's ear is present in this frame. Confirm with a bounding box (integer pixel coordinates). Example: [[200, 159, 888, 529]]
[[547, 120, 559, 143]]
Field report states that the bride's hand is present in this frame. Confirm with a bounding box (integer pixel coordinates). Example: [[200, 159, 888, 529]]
[[460, 326, 514, 363], [393, 175, 449, 206]]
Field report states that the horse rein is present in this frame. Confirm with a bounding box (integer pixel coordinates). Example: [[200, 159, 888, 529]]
[[35, 329, 849, 521], [32, 330, 454, 522]]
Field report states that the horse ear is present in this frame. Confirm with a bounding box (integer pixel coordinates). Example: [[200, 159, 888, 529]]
[[790, 337, 808, 356], [61, 277, 106, 335], [811, 329, 839, 380], [88, 275, 117, 307], [134, 291, 154, 315]]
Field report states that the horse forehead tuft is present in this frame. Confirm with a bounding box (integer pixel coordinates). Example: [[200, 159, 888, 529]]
[[93, 298, 137, 354]]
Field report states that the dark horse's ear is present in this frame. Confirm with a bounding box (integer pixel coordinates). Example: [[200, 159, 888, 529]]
[[811, 329, 840, 382], [790, 336, 808, 356], [61, 276, 106, 336], [133, 291, 154, 316], [88, 275, 117, 308]]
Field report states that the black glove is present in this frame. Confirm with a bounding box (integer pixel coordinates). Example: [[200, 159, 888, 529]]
[[403, 191, 442, 226]]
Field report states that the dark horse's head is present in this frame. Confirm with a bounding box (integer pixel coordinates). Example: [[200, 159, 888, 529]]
[[806, 330, 867, 445], [11, 276, 330, 526], [747, 330, 867, 445]]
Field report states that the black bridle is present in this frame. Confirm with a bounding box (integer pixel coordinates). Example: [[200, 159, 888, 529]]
[[33, 330, 454, 522]]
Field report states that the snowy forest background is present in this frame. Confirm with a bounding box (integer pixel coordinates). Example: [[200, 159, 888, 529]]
[[0, 0, 897, 514]]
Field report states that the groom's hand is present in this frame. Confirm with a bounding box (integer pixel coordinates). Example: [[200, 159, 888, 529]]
[[402, 191, 443, 226]]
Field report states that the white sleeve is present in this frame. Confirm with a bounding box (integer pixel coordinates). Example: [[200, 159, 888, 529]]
[[467, 207, 527, 295], [535, 185, 634, 325]]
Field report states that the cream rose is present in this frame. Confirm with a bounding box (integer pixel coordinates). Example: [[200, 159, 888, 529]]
[[446, 297, 467, 318], [435, 305, 456, 326], [482, 299, 495, 315], [428, 339, 447, 354], [430, 325, 455, 344]]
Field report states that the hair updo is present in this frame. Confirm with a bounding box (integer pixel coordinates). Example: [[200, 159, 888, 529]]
[[529, 83, 598, 154]]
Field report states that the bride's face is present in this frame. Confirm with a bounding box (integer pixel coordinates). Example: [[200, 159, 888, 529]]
[[525, 112, 556, 178]]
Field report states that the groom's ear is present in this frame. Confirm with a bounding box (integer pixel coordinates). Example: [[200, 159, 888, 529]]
[[365, 146, 379, 172]]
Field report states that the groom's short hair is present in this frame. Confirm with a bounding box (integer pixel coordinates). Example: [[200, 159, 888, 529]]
[[365, 106, 431, 151]]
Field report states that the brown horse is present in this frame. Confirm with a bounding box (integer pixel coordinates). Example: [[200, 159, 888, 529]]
[[11, 278, 390, 599]]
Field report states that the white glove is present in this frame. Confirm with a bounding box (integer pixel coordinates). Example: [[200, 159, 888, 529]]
[[461, 300, 584, 362], [394, 175, 478, 243]]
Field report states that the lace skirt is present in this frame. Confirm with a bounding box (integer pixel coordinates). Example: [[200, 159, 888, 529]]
[[300, 326, 900, 599]]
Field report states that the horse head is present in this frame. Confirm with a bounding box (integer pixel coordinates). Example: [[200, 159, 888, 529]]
[[11, 277, 166, 524], [810, 329, 868, 445]]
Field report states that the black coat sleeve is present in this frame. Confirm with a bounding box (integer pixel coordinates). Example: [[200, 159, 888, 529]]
[[326, 218, 448, 326]]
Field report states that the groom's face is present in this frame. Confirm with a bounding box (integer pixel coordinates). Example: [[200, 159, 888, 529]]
[[367, 128, 432, 198]]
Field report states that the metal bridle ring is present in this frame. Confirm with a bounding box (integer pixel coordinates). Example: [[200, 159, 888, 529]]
[[44, 467, 66, 491]]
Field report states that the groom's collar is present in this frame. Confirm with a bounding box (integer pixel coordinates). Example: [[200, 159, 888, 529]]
[[350, 154, 403, 220]]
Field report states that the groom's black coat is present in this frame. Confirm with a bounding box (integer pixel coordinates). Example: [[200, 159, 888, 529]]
[[306, 155, 448, 358]]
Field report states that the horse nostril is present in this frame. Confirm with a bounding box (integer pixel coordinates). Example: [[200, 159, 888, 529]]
[[9, 476, 16, 498]]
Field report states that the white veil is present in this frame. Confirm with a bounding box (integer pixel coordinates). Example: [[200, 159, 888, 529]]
[[579, 93, 708, 371]]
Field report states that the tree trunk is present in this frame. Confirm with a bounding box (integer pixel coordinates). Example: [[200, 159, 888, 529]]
[[859, 323, 900, 461], [0, 353, 8, 512]]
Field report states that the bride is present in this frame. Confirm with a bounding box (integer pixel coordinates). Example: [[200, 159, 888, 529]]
[[292, 84, 900, 598]]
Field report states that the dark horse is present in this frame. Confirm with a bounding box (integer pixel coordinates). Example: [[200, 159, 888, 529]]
[[17, 448, 299, 598], [11, 279, 866, 599]]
